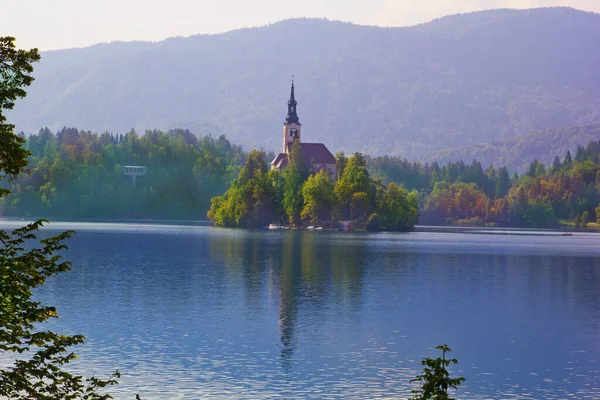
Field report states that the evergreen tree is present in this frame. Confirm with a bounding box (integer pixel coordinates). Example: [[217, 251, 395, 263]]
[[551, 155, 562, 172], [335, 151, 347, 181], [564, 150, 573, 166], [495, 166, 510, 199]]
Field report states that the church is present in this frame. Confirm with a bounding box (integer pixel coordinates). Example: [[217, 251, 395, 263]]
[[270, 81, 337, 182]]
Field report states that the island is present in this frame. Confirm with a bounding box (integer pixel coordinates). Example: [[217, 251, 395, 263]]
[[207, 82, 419, 231]]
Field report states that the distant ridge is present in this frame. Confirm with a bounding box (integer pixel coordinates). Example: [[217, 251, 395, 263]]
[[10, 7, 600, 163], [430, 123, 600, 172]]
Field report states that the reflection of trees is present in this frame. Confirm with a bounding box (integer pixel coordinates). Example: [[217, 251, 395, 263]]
[[277, 232, 369, 372], [278, 231, 299, 374], [331, 237, 367, 313], [210, 230, 371, 374]]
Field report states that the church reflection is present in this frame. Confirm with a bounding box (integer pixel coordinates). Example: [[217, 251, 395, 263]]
[[208, 230, 370, 374], [276, 231, 368, 373]]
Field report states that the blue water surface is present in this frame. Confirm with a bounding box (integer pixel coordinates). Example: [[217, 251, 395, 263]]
[[2, 221, 599, 399]]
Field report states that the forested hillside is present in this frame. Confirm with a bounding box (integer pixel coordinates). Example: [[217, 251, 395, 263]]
[[430, 123, 600, 172], [3, 126, 600, 227], [9, 7, 600, 160], [1, 127, 244, 219]]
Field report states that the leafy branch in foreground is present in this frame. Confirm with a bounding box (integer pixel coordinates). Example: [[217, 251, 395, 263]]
[[410, 344, 465, 400], [1, 36, 119, 399], [0, 220, 120, 399]]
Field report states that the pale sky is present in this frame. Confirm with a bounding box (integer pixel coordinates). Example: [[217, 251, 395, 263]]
[[3, 0, 600, 50]]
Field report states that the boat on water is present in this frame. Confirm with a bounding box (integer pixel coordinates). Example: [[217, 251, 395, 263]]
[[268, 224, 280, 230], [315, 226, 324, 231], [307, 225, 315, 230]]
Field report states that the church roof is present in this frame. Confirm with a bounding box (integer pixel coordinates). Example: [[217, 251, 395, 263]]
[[271, 142, 336, 168], [299, 143, 336, 164], [271, 152, 289, 169]]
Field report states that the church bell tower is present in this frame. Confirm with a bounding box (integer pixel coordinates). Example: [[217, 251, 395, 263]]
[[283, 78, 301, 153]]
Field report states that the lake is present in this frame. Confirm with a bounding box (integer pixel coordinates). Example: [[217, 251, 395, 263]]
[[2, 221, 599, 399]]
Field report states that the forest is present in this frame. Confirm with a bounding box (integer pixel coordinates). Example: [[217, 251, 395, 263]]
[[207, 142, 420, 231], [1, 127, 244, 219], [370, 142, 600, 227], [3, 127, 600, 228]]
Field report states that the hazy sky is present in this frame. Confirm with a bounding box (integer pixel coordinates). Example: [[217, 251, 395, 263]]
[[4, 0, 600, 50]]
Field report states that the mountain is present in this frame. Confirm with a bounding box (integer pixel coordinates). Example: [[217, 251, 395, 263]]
[[9, 7, 600, 159], [430, 123, 600, 172]]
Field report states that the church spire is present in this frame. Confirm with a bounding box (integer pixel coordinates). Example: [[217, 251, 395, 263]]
[[290, 76, 295, 101], [285, 77, 299, 125]]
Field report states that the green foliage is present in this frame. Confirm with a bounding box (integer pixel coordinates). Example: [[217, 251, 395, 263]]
[[4, 128, 244, 219], [376, 183, 419, 231], [582, 211, 589, 227], [0, 37, 40, 196], [366, 213, 382, 231], [209, 149, 420, 231], [1, 36, 118, 399], [410, 345, 465, 400], [282, 141, 308, 225], [335, 153, 375, 217], [377, 138, 600, 228], [495, 167, 510, 199], [0, 221, 120, 399], [207, 150, 275, 227], [301, 171, 335, 223], [335, 152, 347, 181]]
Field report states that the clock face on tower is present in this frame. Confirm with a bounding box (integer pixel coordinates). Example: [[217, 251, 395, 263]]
[[290, 128, 298, 138]]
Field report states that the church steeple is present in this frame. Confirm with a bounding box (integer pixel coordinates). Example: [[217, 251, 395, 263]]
[[285, 78, 300, 125]]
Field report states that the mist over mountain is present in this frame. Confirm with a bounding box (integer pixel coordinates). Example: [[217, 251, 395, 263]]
[[430, 123, 600, 172], [9, 7, 600, 160]]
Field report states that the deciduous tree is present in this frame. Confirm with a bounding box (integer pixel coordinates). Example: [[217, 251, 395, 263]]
[[1, 36, 119, 399]]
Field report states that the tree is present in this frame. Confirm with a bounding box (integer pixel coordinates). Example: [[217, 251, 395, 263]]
[[300, 170, 335, 223], [335, 151, 347, 181], [376, 183, 419, 231], [0, 37, 39, 188], [282, 140, 308, 224], [334, 152, 375, 219], [0, 223, 120, 399], [0, 36, 119, 399], [495, 166, 510, 199], [582, 210, 589, 227], [596, 204, 600, 225], [207, 150, 275, 227], [564, 150, 573, 167], [410, 345, 465, 400], [551, 155, 562, 173]]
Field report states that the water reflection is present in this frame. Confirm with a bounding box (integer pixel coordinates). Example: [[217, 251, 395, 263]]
[[9, 226, 600, 399], [208, 230, 371, 376]]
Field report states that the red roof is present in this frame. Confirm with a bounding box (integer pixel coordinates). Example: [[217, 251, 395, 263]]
[[271, 142, 335, 169], [299, 143, 336, 165], [271, 153, 289, 169]]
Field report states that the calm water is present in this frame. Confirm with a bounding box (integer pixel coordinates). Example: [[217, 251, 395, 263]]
[[2, 221, 600, 399]]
